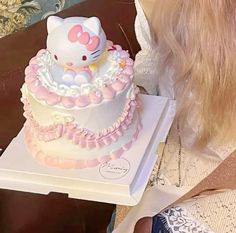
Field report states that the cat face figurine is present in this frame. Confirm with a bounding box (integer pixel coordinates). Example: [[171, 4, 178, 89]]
[[46, 16, 107, 69]]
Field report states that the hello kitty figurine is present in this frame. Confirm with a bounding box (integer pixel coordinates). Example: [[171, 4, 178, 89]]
[[46, 16, 107, 86]]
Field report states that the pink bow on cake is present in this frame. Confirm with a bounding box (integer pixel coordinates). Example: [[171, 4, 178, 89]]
[[68, 25, 100, 51]]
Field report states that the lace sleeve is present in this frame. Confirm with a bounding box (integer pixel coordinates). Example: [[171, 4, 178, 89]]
[[134, 0, 176, 98], [134, 0, 159, 95]]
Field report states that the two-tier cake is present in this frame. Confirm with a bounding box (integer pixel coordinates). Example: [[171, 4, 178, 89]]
[[21, 16, 142, 169]]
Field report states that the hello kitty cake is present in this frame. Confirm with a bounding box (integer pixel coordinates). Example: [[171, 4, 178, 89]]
[[21, 16, 142, 169]]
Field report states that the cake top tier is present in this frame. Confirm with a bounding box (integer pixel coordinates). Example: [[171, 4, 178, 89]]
[[23, 16, 134, 109]]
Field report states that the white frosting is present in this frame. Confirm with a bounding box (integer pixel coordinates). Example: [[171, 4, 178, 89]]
[[33, 112, 139, 160], [36, 49, 124, 97], [22, 15, 140, 168], [25, 83, 133, 132]]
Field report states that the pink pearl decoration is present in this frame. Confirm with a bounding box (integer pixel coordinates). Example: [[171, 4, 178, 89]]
[[25, 74, 37, 84], [75, 95, 91, 107], [35, 86, 49, 100], [61, 96, 75, 108], [89, 90, 103, 104], [46, 92, 61, 105], [101, 86, 115, 99], [28, 80, 40, 93], [111, 80, 126, 91], [29, 64, 39, 72]]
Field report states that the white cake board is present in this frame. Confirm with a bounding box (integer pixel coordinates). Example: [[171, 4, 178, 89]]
[[0, 95, 175, 206]]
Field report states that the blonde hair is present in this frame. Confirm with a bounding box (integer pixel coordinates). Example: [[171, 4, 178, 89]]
[[148, 0, 236, 147]]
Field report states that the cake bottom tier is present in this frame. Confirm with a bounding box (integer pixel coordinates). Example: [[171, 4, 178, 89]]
[[24, 112, 142, 169]]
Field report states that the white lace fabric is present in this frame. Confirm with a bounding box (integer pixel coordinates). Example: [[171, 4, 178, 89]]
[[148, 121, 222, 189], [159, 206, 215, 233], [148, 122, 236, 232], [180, 190, 236, 233]]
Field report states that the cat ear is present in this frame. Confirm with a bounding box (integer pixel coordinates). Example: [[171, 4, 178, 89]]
[[83, 17, 101, 35], [47, 16, 63, 33]]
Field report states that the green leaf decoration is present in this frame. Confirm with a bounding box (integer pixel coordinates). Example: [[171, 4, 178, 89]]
[[19, 1, 42, 16], [21, 0, 36, 4], [55, 0, 65, 11]]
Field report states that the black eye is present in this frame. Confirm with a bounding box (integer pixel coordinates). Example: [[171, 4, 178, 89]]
[[54, 55, 58, 60], [82, 55, 87, 61]]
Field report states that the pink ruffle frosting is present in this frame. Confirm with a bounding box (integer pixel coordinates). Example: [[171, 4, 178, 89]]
[[24, 114, 142, 169], [22, 97, 138, 149]]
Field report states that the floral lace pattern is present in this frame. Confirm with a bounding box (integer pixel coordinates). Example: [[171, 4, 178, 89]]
[[181, 190, 236, 233], [148, 120, 222, 189], [157, 206, 213, 233]]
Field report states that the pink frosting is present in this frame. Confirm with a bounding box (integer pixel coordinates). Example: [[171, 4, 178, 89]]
[[61, 96, 75, 108], [111, 80, 126, 91], [101, 86, 115, 99], [46, 92, 61, 105], [25, 73, 37, 84], [24, 113, 142, 169], [68, 24, 100, 51], [89, 90, 103, 104], [75, 95, 91, 107], [22, 97, 139, 149], [24, 45, 133, 109], [118, 74, 131, 84], [28, 80, 41, 93], [35, 86, 49, 100]]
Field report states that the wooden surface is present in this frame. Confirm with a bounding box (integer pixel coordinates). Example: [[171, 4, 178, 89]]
[[0, 0, 140, 232]]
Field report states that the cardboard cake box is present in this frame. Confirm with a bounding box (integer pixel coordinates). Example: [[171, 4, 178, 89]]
[[0, 95, 175, 206]]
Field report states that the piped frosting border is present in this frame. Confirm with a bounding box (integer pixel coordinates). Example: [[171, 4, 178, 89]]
[[22, 97, 140, 149], [24, 114, 142, 169], [24, 44, 134, 109]]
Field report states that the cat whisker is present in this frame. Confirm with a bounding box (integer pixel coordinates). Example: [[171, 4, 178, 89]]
[[92, 54, 101, 59], [91, 50, 100, 55]]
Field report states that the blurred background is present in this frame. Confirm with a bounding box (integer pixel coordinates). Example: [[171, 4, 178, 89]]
[[0, 0, 86, 38]]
